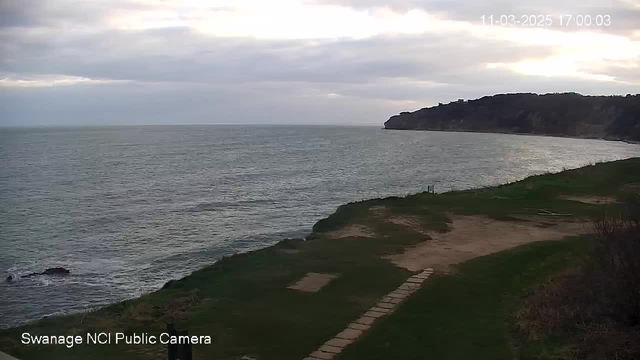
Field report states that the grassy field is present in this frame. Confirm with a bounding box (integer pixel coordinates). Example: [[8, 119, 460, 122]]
[[1, 158, 638, 360], [339, 237, 590, 360]]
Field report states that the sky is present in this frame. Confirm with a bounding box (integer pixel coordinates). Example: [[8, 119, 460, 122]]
[[0, 0, 639, 126]]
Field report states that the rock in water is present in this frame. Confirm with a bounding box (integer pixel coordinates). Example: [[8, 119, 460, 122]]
[[20, 267, 71, 279], [41, 267, 70, 275]]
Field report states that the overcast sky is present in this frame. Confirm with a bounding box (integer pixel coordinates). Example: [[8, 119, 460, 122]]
[[1, 0, 639, 126]]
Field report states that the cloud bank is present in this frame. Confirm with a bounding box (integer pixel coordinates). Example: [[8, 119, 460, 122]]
[[1, 0, 638, 126]]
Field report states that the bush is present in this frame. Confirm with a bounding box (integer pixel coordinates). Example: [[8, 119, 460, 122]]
[[593, 194, 640, 325], [517, 194, 640, 359]]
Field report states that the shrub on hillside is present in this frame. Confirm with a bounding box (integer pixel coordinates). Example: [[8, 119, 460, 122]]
[[517, 194, 640, 360], [593, 195, 640, 325]]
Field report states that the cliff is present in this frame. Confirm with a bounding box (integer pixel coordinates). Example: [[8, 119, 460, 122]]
[[384, 93, 640, 141]]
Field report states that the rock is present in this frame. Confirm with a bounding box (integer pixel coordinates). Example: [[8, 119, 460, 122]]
[[5, 267, 70, 282], [20, 267, 71, 279], [41, 267, 70, 275]]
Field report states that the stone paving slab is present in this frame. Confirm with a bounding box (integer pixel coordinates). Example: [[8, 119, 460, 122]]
[[376, 302, 396, 309], [356, 316, 376, 325], [288, 273, 338, 293], [388, 292, 407, 299], [310, 350, 335, 359], [363, 311, 386, 318], [370, 307, 389, 313], [319, 345, 342, 354], [348, 322, 370, 331], [326, 338, 353, 347], [336, 328, 363, 340], [0, 352, 20, 360], [304, 268, 434, 359]]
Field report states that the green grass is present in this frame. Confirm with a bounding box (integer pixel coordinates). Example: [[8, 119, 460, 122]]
[[1, 158, 638, 360], [339, 237, 590, 360]]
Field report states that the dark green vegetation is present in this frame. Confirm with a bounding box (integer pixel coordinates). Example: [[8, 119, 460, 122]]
[[384, 93, 640, 141], [1, 158, 639, 360], [340, 238, 589, 360], [517, 196, 640, 360]]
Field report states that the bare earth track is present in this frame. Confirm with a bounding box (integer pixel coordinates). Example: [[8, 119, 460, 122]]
[[386, 215, 589, 271]]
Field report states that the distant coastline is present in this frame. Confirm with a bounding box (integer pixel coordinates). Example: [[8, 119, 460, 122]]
[[384, 127, 640, 145], [384, 93, 640, 142]]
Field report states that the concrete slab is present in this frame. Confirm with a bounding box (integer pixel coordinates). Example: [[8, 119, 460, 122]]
[[0, 352, 19, 360], [363, 311, 386, 318], [376, 302, 395, 309], [326, 338, 353, 348], [319, 345, 342, 354], [370, 307, 389, 313], [348, 323, 371, 331], [310, 351, 335, 359], [287, 273, 338, 293], [336, 328, 363, 340]]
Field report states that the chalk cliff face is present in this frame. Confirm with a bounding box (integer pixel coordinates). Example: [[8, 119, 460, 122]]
[[384, 93, 640, 141]]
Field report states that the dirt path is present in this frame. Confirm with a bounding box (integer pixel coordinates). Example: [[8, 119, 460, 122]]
[[386, 215, 590, 272]]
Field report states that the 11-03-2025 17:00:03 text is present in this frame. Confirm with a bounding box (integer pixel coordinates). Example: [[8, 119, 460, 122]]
[[481, 14, 612, 27]]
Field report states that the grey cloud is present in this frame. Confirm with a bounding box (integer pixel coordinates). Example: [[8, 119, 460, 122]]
[[1, 26, 556, 87], [0, 0, 638, 126]]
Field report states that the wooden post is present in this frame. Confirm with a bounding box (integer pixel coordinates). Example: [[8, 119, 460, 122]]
[[167, 323, 176, 360], [177, 330, 193, 360], [167, 323, 193, 360]]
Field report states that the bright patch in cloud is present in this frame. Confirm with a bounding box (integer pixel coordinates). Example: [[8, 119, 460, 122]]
[[0, 75, 129, 88], [484, 29, 640, 83], [107, 2, 470, 39], [101, 0, 640, 84]]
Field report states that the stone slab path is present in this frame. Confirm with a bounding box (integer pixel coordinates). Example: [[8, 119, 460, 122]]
[[0, 351, 20, 360], [303, 268, 434, 360]]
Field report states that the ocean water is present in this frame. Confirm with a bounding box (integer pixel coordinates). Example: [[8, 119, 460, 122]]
[[0, 125, 638, 328]]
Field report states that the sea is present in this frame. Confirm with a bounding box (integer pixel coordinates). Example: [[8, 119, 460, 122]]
[[1, 125, 638, 329]]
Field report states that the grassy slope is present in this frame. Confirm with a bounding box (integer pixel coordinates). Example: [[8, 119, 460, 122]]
[[1, 158, 639, 360], [339, 238, 589, 360]]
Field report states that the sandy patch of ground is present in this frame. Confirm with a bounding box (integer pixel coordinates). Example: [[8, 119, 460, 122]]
[[386, 215, 589, 272], [560, 195, 618, 205], [327, 225, 375, 239], [287, 273, 338, 293], [278, 249, 302, 255], [388, 216, 431, 236]]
